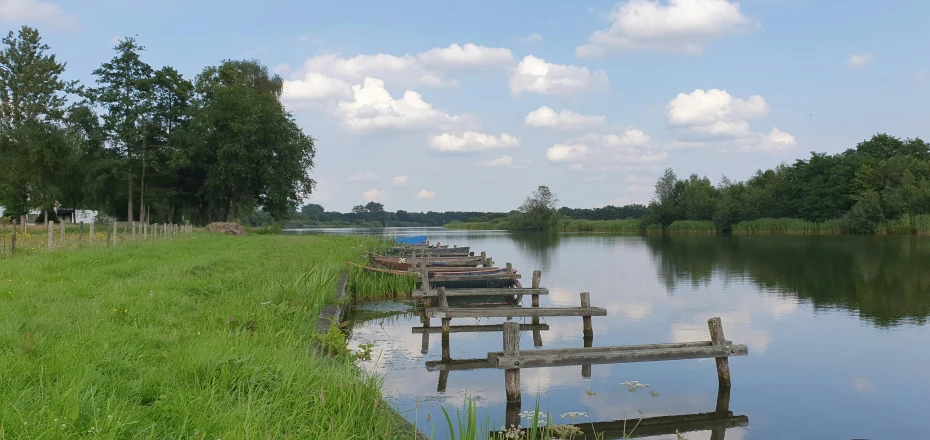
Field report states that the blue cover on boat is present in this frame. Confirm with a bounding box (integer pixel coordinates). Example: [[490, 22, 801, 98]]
[[395, 235, 428, 245]]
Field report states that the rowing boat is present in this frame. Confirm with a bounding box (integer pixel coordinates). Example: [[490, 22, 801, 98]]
[[391, 246, 471, 256], [367, 253, 483, 270]]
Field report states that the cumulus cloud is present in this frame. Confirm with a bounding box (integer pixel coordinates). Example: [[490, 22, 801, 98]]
[[362, 189, 386, 202], [429, 131, 520, 152], [477, 155, 515, 167], [603, 129, 650, 147], [348, 172, 378, 182], [576, 0, 750, 57], [392, 175, 409, 186], [524, 106, 606, 129], [522, 33, 543, 43], [337, 77, 460, 131], [546, 143, 590, 163], [665, 88, 796, 154], [282, 72, 353, 107], [845, 52, 873, 69], [417, 43, 514, 71], [509, 56, 609, 97], [416, 189, 435, 199], [0, 0, 78, 30]]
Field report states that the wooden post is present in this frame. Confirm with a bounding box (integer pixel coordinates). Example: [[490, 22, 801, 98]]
[[505, 401, 521, 433], [90, 222, 95, 245], [437, 287, 449, 310], [531, 270, 542, 308], [506, 262, 512, 273], [132, 222, 136, 241], [47, 220, 53, 249], [437, 370, 449, 393], [59, 220, 64, 246], [10, 220, 16, 256], [582, 331, 593, 379], [441, 321, 451, 360], [708, 317, 731, 388], [503, 321, 521, 402], [581, 292, 593, 338], [710, 385, 732, 440], [143, 222, 147, 240], [79, 222, 83, 246], [532, 328, 543, 348], [20, 215, 26, 233], [421, 331, 430, 354], [112, 221, 117, 246], [420, 266, 429, 291]]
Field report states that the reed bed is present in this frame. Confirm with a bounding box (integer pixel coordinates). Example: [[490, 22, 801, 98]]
[[731, 218, 824, 235], [557, 218, 642, 232], [0, 233, 409, 438], [444, 220, 508, 230], [666, 220, 716, 234], [348, 264, 418, 301], [877, 214, 930, 235], [644, 224, 663, 234]]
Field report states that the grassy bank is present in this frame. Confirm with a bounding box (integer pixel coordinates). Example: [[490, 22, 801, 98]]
[[0, 233, 410, 438]]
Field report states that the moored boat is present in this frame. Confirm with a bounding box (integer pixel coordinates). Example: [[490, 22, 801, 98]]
[[391, 246, 470, 256], [368, 253, 483, 271]]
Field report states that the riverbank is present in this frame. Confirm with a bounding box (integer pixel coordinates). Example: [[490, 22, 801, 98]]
[[444, 215, 930, 235], [0, 233, 415, 438]]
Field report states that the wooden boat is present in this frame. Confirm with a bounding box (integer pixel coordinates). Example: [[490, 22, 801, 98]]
[[427, 269, 519, 289], [367, 253, 482, 271], [391, 246, 470, 256]]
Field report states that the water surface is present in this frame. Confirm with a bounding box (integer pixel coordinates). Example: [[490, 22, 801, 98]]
[[288, 228, 930, 439]]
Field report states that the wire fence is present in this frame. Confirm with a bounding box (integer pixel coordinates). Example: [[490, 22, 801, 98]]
[[0, 218, 192, 260]]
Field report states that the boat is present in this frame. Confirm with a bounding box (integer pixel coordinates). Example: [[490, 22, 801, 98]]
[[394, 235, 428, 246], [391, 246, 471, 256], [367, 253, 483, 271], [427, 268, 518, 289]]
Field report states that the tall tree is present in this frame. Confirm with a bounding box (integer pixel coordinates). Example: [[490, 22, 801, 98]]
[[0, 26, 76, 218], [90, 36, 155, 222], [513, 185, 560, 230]]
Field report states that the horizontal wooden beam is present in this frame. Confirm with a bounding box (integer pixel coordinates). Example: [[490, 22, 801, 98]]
[[425, 358, 494, 371], [413, 323, 550, 334], [427, 306, 607, 319], [492, 344, 748, 369], [413, 288, 549, 298], [430, 273, 521, 282]]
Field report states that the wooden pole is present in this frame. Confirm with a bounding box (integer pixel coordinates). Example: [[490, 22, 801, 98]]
[[132, 222, 136, 241], [506, 262, 513, 273], [580, 292, 593, 338], [532, 328, 543, 348], [10, 220, 16, 256], [708, 317, 731, 388], [505, 401, 521, 433], [47, 220, 53, 249], [59, 220, 64, 246], [79, 222, 83, 246], [531, 270, 542, 308], [112, 221, 117, 246], [503, 321, 521, 402], [437, 287, 449, 310], [437, 370, 450, 393], [710, 385, 732, 440], [20, 215, 26, 233], [90, 222, 95, 245], [582, 330, 593, 379]]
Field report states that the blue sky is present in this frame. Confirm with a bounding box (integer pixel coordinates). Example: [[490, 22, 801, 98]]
[[3, 0, 928, 212]]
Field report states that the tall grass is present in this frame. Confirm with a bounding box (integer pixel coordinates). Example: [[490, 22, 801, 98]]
[[666, 220, 715, 234], [877, 214, 930, 235], [0, 234, 408, 438], [644, 224, 663, 234], [732, 218, 823, 235], [557, 219, 642, 232], [444, 220, 508, 230], [348, 264, 418, 300]]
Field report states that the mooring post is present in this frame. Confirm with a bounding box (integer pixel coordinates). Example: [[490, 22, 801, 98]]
[[437, 287, 449, 311], [503, 321, 521, 403], [531, 270, 542, 308], [505, 401, 521, 433], [580, 292, 593, 338], [708, 317, 731, 388], [420, 266, 430, 292], [90, 222, 95, 245], [506, 262, 512, 273], [47, 220, 52, 249]]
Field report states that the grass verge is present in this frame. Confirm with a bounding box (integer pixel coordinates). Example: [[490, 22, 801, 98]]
[[0, 233, 409, 439]]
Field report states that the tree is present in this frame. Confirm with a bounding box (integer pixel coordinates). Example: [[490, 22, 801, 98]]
[[513, 185, 560, 230], [0, 26, 76, 218], [90, 36, 155, 221]]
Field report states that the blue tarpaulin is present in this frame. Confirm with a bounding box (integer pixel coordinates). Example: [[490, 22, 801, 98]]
[[395, 235, 428, 245]]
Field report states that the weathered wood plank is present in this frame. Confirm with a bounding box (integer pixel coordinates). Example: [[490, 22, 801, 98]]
[[412, 288, 549, 298], [425, 358, 492, 371], [412, 323, 550, 334], [427, 306, 607, 319], [492, 344, 748, 369], [431, 273, 521, 282]]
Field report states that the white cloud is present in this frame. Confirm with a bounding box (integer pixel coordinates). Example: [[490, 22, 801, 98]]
[[522, 33, 543, 43], [576, 0, 750, 57], [417, 43, 514, 71], [477, 155, 515, 167], [509, 56, 609, 97], [429, 131, 520, 152], [416, 189, 435, 199], [524, 106, 606, 129], [282, 72, 353, 107], [845, 52, 873, 69], [546, 143, 590, 163], [348, 172, 378, 182], [362, 189, 386, 202], [614, 151, 668, 163], [273, 63, 292, 75], [665, 88, 795, 154], [291, 53, 453, 87], [603, 129, 650, 147], [626, 184, 653, 193], [391, 175, 409, 186], [611, 197, 633, 206], [337, 77, 460, 131], [0, 0, 78, 30], [625, 174, 655, 183]]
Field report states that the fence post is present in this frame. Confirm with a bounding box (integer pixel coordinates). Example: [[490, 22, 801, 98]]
[[11, 220, 16, 256], [132, 222, 136, 241], [59, 220, 65, 247], [90, 222, 95, 245], [580, 292, 593, 338], [79, 221, 84, 246], [47, 220, 53, 249], [20, 215, 26, 233], [112, 221, 117, 246], [708, 317, 731, 388]]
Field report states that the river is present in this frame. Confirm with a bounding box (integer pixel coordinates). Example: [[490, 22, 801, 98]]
[[286, 227, 930, 439]]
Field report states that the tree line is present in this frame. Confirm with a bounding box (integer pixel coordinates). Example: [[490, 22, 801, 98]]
[[643, 133, 929, 233], [0, 26, 315, 225]]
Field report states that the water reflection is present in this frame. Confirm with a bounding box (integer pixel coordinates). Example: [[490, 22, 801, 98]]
[[645, 236, 930, 326], [508, 232, 562, 272]]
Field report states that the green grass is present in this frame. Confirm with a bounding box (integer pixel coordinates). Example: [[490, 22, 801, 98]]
[[0, 233, 411, 439], [348, 265, 419, 300], [556, 219, 642, 232], [666, 220, 716, 234]]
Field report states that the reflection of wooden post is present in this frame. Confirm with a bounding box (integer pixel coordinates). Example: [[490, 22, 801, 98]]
[[581, 292, 593, 338], [420, 313, 430, 354], [582, 333, 593, 378], [505, 401, 521, 433], [503, 322, 521, 402], [710, 384, 732, 440], [708, 317, 731, 388], [437, 370, 449, 393]]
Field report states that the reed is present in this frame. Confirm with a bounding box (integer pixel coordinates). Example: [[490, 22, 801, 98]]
[[731, 218, 821, 235], [557, 219, 642, 232], [348, 264, 418, 301], [644, 224, 663, 234], [444, 220, 508, 230], [666, 220, 716, 234], [877, 214, 930, 235]]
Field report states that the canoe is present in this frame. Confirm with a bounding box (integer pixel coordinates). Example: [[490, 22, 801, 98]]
[[391, 246, 471, 256], [394, 235, 428, 246], [368, 254, 483, 271]]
